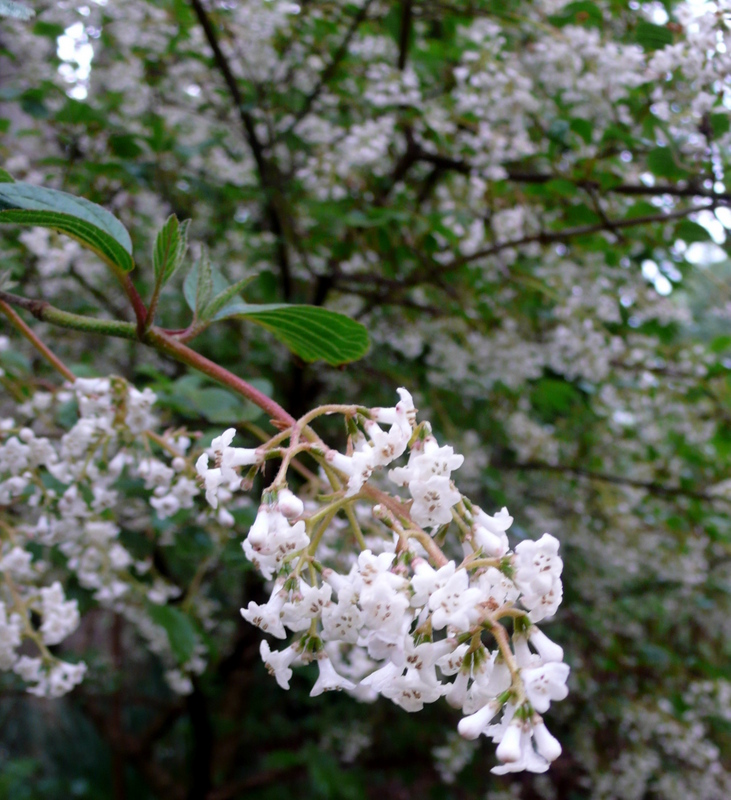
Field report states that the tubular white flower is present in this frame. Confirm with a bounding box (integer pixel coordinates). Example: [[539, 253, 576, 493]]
[[310, 655, 356, 696], [458, 699, 502, 739], [532, 720, 562, 762], [495, 718, 524, 763], [529, 627, 564, 663]]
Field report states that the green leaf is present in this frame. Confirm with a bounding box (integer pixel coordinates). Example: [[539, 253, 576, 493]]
[[710, 335, 731, 354], [635, 21, 673, 51], [183, 259, 255, 320], [548, 2, 603, 28], [0, 0, 34, 20], [646, 147, 689, 180], [182, 251, 216, 319], [203, 275, 256, 321], [0, 169, 14, 183], [109, 134, 144, 159], [160, 374, 271, 423], [32, 21, 64, 37], [710, 113, 731, 138], [147, 604, 197, 665], [545, 179, 579, 197], [570, 118, 593, 144], [675, 219, 712, 244], [153, 214, 190, 285], [233, 304, 370, 366], [0, 182, 134, 273]]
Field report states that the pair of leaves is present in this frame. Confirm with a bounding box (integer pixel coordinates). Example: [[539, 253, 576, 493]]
[[0, 179, 370, 365], [182, 260, 369, 366], [183, 252, 255, 323]]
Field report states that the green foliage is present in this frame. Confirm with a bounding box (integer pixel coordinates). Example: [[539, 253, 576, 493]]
[[155, 373, 270, 423], [152, 214, 190, 286], [0, 182, 134, 273], [146, 604, 197, 665], [646, 146, 689, 180], [635, 21, 675, 50], [227, 304, 371, 366], [183, 259, 370, 364]]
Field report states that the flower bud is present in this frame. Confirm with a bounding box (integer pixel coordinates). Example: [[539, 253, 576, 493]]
[[496, 720, 523, 762], [532, 720, 562, 761], [277, 488, 304, 519]]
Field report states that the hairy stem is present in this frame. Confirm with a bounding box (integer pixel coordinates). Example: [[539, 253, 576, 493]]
[[0, 299, 76, 382]]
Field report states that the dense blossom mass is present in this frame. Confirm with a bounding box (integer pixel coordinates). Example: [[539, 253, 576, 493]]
[[0, 378, 569, 773], [1, 0, 731, 797]]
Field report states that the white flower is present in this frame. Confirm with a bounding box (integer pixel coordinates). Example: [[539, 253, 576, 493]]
[[310, 655, 356, 696], [372, 387, 416, 434], [410, 559, 455, 607], [322, 598, 363, 644], [458, 700, 501, 739], [360, 581, 411, 640], [429, 569, 481, 631], [281, 582, 332, 632], [514, 533, 563, 597], [242, 508, 310, 580], [364, 420, 409, 467], [409, 475, 461, 528], [276, 488, 304, 519], [241, 581, 287, 638], [495, 717, 524, 763], [260, 640, 300, 690], [522, 662, 570, 713], [529, 627, 564, 663], [492, 727, 550, 775], [382, 668, 444, 711], [389, 438, 464, 486], [0, 602, 22, 670], [532, 720, 562, 762], [472, 506, 513, 557], [39, 582, 80, 646], [328, 448, 377, 496], [195, 454, 225, 508]]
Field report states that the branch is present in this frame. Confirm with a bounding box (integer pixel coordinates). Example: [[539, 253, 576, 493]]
[[188, 0, 293, 298], [0, 299, 76, 382], [398, 0, 414, 70], [415, 149, 731, 204], [0, 290, 296, 427], [0, 290, 138, 340], [447, 203, 713, 270], [510, 460, 724, 503], [284, 0, 376, 135]]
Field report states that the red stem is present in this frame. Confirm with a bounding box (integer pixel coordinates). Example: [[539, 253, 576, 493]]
[[146, 329, 295, 426], [0, 299, 76, 383], [121, 274, 149, 330]]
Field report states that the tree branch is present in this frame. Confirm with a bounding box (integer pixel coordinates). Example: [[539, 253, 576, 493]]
[[398, 0, 414, 70], [188, 0, 293, 299], [283, 0, 376, 135], [0, 299, 76, 382], [0, 290, 295, 427], [509, 460, 725, 503], [447, 203, 713, 270]]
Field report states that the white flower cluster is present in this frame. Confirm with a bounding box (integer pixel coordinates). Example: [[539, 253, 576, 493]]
[[198, 389, 569, 773], [0, 377, 213, 697]]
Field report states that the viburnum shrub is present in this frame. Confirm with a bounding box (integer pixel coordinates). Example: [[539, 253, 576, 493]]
[[0, 169, 568, 774], [2, 0, 731, 797]]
